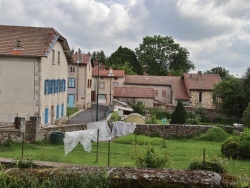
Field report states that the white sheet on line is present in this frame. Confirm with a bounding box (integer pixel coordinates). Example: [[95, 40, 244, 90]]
[[87, 120, 112, 141], [112, 121, 136, 137], [64, 129, 97, 155]]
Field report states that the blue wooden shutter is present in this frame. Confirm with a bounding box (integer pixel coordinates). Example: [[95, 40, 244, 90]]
[[44, 108, 49, 124], [61, 103, 64, 116], [44, 80, 47, 95], [56, 105, 59, 119]]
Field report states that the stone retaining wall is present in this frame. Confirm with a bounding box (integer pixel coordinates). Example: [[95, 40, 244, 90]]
[[1, 123, 235, 144]]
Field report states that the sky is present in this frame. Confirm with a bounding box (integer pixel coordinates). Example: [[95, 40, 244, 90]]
[[1, 0, 250, 76]]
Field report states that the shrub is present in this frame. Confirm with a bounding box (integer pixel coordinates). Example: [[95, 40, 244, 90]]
[[198, 127, 230, 142], [186, 118, 200, 125], [242, 102, 250, 128], [170, 101, 186, 124], [221, 129, 250, 159], [146, 115, 157, 124], [147, 107, 171, 119], [110, 112, 120, 122], [131, 101, 145, 115], [132, 145, 170, 168], [189, 156, 228, 174], [221, 136, 240, 159], [238, 141, 250, 159]]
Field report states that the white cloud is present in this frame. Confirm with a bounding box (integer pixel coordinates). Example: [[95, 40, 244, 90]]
[[0, 0, 249, 75]]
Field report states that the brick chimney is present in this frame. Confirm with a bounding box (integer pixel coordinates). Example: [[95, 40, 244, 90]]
[[198, 71, 202, 81]]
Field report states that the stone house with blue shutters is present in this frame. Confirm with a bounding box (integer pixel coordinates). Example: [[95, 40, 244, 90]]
[[0, 25, 71, 126]]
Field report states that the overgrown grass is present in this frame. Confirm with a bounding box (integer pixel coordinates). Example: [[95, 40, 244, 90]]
[[0, 135, 249, 177], [67, 107, 79, 116]]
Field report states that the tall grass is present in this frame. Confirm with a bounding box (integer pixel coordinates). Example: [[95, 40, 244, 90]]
[[0, 134, 249, 177]]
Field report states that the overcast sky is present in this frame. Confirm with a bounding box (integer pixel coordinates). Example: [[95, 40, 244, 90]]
[[1, 0, 249, 76]]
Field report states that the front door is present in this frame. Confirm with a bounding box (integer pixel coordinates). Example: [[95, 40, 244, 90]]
[[68, 94, 75, 108]]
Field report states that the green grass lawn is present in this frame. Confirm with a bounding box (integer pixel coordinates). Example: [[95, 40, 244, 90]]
[[0, 135, 249, 177]]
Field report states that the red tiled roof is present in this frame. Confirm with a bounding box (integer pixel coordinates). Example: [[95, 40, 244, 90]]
[[92, 65, 125, 77], [114, 87, 154, 98], [183, 73, 221, 91], [125, 75, 175, 85], [71, 53, 92, 64], [0, 25, 72, 61], [125, 75, 190, 100]]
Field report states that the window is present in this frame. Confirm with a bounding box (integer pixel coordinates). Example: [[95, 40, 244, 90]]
[[54, 79, 58, 93], [113, 82, 119, 87], [162, 90, 166, 97], [90, 79, 92, 88], [57, 51, 60, 65], [114, 77, 118, 80], [99, 82, 105, 89], [69, 66, 75, 73], [68, 78, 75, 88], [52, 50, 55, 64], [154, 90, 158, 97], [199, 92, 202, 102]]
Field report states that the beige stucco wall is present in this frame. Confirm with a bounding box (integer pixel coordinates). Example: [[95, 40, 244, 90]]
[[190, 90, 215, 109], [0, 57, 37, 118], [95, 76, 125, 104], [40, 41, 68, 125], [68, 62, 92, 109]]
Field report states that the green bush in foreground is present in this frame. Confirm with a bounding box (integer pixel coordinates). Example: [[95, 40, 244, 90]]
[[132, 145, 170, 168], [221, 129, 250, 159], [189, 156, 228, 174], [198, 127, 230, 142]]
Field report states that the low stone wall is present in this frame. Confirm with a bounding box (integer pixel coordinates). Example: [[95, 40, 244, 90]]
[[1, 123, 236, 144], [135, 124, 212, 138], [0, 128, 21, 144], [38, 124, 87, 140]]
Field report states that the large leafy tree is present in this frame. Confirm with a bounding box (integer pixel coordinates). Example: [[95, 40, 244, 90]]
[[213, 78, 246, 117], [92, 50, 107, 64], [105, 46, 142, 75], [243, 66, 250, 103], [135, 35, 195, 76], [204, 67, 232, 80]]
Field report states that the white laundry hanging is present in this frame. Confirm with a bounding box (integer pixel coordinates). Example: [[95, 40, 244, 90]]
[[87, 120, 113, 141], [112, 121, 136, 137], [64, 129, 97, 155]]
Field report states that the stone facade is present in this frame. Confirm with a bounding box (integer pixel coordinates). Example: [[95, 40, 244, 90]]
[[190, 91, 215, 109]]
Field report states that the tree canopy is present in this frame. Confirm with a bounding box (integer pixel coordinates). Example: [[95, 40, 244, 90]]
[[105, 46, 142, 75], [135, 35, 195, 76], [170, 101, 187, 124], [204, 67, 232, 80], [213, 78, 247, 117], [92, 50, 107, 64]]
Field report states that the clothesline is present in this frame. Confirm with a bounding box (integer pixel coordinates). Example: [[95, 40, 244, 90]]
[[64, 121, 136, 155]]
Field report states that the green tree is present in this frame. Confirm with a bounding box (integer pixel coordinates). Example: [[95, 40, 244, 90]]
[[111, 61, 137, 75], [105, 46, 142, 75], [242, 102, 250, 128], [213, 78, 246, 117], [131, 101, 145, 115], [92, 50, 107, 64], [243, 66, 250, 103], [204, 67, 233, 80], [135, 35, 195, 76], [170, 101, 186, 124]]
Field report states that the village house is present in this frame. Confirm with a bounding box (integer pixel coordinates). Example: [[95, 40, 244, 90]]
[[68, 51, 93, 109], [92, 65, 125, 104], [0, 25, 72, 126], [92, 67, 221, 109]]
